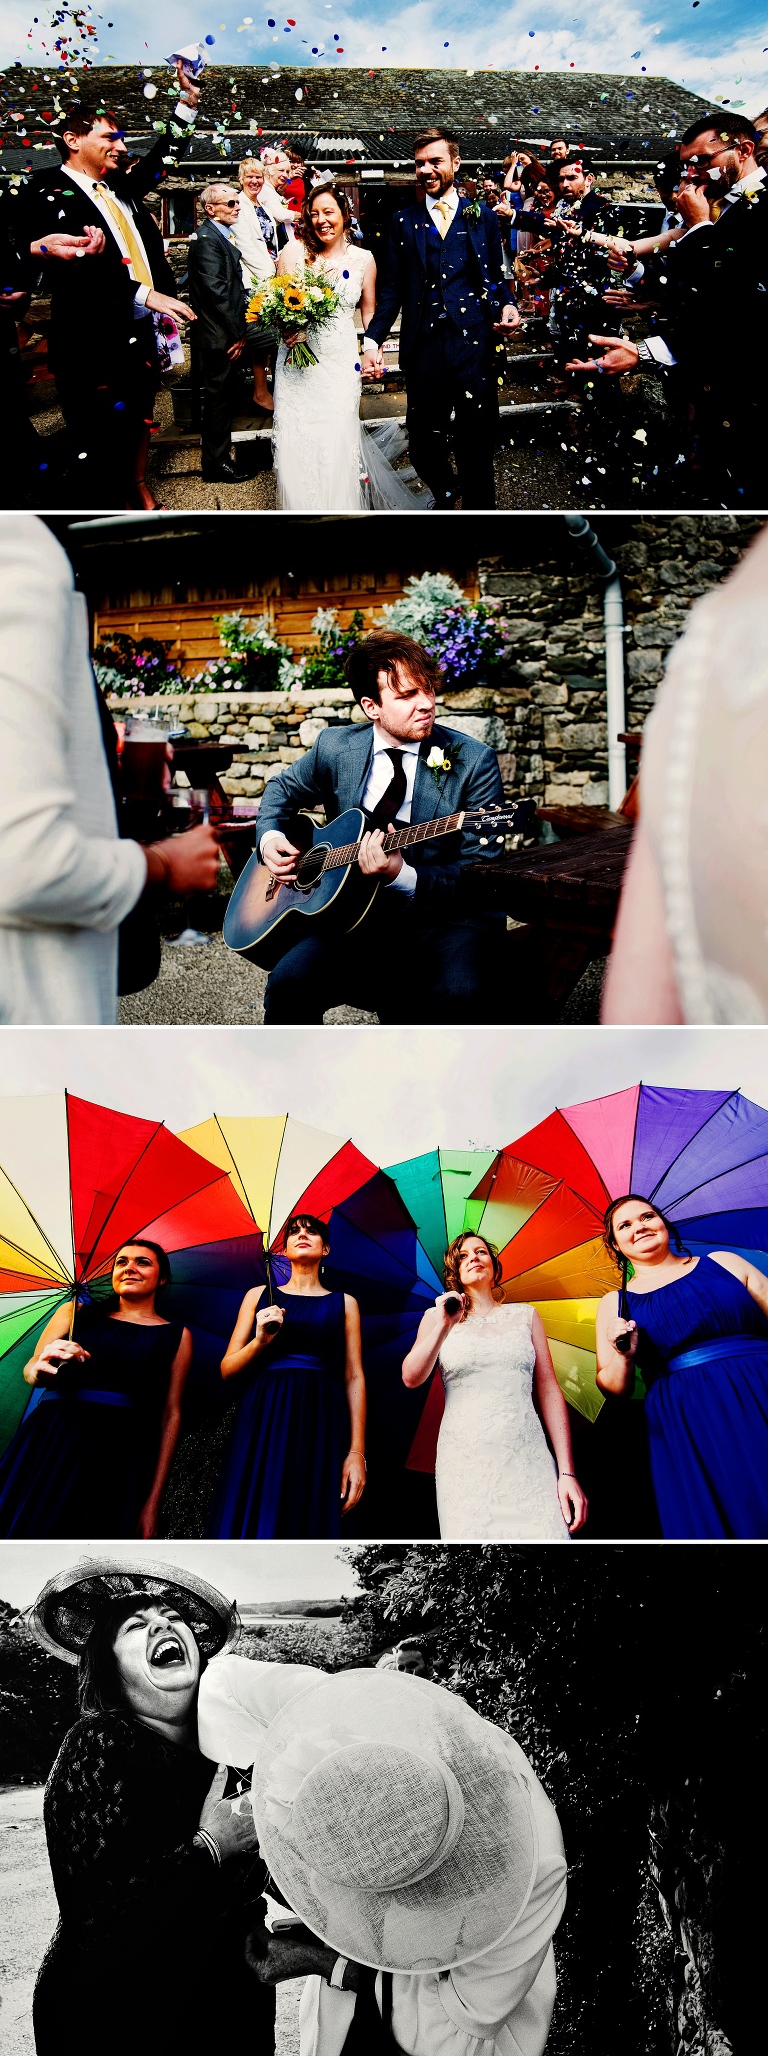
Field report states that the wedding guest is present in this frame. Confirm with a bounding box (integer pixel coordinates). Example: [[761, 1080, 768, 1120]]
[[596, 1195, 768, 1538], [549, 138, 569, 162], [0, 519, 220, 1024], [0, 1240, 192, 1539], [566, 113, 768, 503], [206, 1214, 366, 1538], [17, 61, 199, 506], [231, 158, 278, 415], [198, 1657, 569, 2056], [284, 149, 307, 211], [258, 148, 296, 241], [602, 521, 768, 1023], [31, 1558, 275, 2056], [188, 185, 250, 483]]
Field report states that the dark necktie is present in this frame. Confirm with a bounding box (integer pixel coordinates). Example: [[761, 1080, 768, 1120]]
[[367, 748, 408, 832], [257, 203, 278, 257]]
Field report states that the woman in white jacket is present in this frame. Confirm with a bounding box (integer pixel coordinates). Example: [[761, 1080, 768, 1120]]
[[0, 519, 219, 1023], [198, 1655, 568, 2056], [231, 160, 282, 415]]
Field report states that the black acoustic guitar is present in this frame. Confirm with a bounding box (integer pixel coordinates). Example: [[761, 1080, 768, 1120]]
[[223, 801, 534, 968]]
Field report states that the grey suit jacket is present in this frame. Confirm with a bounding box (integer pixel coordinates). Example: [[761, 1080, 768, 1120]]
[[257, 720, 505, 917]]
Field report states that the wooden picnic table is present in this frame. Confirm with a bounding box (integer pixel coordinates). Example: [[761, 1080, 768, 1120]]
[[467, 821, 634, 1018]]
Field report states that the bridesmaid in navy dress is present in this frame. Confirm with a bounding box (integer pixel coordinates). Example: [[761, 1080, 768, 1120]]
[[596, 1194, 768, 1538], [0, 1241, 192, 1540], [206, 1212, 367, 1538]]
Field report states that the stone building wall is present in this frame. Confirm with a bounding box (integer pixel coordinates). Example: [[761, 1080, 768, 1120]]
[[107, 516, 763, 810], [478, 514, 763, 807]]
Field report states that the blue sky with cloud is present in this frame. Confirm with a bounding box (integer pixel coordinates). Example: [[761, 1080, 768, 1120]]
[[3, 0, 767, 112]]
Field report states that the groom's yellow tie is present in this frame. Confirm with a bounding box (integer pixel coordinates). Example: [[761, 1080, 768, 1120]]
[[95, 182, 153, 286], [432, 198, 453, 239]]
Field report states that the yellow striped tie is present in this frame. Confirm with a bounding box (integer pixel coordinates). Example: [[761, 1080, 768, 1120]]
[[96, 183, 153, 287]]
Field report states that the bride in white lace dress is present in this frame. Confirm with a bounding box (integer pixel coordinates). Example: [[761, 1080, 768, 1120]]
[[603, 523, 768, 1024], [272, 183, 429, 510], [402, 1233, 588, 1541]]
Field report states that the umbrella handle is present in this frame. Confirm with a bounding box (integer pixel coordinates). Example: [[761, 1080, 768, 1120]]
[[263, 1245, 282, 1332], [615, 1263, 634, 1354]]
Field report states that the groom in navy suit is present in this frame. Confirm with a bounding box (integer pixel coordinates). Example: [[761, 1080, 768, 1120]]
[[256, 632, 506, 1024], [362, 130, 520, 508]]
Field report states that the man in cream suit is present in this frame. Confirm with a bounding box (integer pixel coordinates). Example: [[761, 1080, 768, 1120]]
[[0, 520, 219, 1023]]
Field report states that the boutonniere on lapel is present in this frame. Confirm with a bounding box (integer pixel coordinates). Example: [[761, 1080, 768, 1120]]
[[426, 739, 462, 787], [463, 198, 482, 224]]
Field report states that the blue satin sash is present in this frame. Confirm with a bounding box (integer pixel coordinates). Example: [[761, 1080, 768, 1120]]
[[25, 1386, 135, 1414], [666, 1335, 768, 1374]]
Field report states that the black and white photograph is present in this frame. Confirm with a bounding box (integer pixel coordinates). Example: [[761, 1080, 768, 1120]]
[[0, 1539, 764, 2056]]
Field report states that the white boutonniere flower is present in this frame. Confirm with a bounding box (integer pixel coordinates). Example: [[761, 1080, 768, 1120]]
[[426, 740, 462, 787]]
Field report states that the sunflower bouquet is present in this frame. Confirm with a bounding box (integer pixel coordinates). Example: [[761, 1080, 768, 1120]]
[[245, 268, 341, 369]]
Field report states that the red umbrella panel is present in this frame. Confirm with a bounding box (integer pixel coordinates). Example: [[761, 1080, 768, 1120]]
[[469, 1082, 768, 1428], [0, 1093, 264, 1451]]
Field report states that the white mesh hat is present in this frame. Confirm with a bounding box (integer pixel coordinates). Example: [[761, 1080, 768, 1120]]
[[251, 1669, 539, 1973]]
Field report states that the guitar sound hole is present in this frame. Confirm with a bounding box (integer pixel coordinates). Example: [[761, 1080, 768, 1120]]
[[294, 844, 329, 891]]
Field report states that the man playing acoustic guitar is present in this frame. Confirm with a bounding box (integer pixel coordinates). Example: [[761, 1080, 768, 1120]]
[[254, 631, 507, 1023]]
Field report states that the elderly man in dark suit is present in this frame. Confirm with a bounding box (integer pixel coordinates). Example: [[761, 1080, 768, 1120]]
[[361, 128, 520, 509], [255, 631, 506, 1024], [187, 184, 250, 483], [17, 62, 199, 505]]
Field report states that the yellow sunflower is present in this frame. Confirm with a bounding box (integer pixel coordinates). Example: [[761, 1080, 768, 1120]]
[[246, 292, 265, 322], [281, 284, 307, 313]]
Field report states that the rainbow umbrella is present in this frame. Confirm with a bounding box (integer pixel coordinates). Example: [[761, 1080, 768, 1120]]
[[470, 1081, 768, 1426], [0, 1093, 263, 1453], [176, 1116, 444, 1479]]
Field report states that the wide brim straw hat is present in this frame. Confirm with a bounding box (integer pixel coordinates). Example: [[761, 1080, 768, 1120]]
[[30, 1556, 238, 1664], [251, 1668, 539, 1973]]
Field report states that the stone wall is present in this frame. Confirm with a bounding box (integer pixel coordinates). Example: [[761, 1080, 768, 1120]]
[[107, 516, 763, 810], [478, 515, 764, 807], [106, 684, 515, 800]]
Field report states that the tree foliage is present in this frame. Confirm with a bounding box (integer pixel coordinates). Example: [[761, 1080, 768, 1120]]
[[344, 1546, 766, 2056]]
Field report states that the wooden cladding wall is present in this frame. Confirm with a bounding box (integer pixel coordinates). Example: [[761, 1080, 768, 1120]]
[[94, 566, 480, 671]]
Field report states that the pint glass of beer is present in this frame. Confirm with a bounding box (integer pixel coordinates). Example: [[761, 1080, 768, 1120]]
[[120, 714, 173, 841]]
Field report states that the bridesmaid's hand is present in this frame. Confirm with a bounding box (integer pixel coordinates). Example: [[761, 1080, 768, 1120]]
[[255, 1305, 284, 1346], [557, 1473, 589, 1533], [606, 1317, 638, 1357], [28, 1338, 90, 1384], [341, 1451, 366, 1510]]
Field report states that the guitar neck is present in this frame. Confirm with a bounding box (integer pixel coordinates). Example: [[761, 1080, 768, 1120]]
[[324, 813, 465, 872]]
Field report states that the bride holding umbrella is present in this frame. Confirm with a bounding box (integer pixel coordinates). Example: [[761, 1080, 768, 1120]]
[[402, 1230, 588, 1540]]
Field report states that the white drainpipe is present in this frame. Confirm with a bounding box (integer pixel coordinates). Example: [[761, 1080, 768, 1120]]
[[564, 514, 627, 811]]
